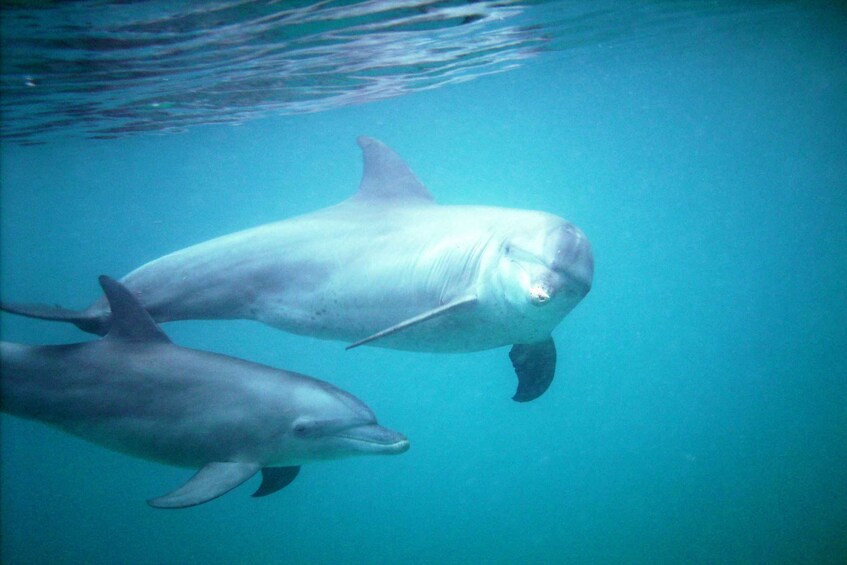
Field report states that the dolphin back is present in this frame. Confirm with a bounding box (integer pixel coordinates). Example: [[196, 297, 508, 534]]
[[0, 341, 54, 419]]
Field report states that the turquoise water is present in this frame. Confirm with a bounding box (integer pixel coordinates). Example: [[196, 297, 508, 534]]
[[2, 2, 846, 563]]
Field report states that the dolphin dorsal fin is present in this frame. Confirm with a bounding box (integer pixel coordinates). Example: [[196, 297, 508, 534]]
[[98, 275, 171, 343], [352, 136, 435, 204]]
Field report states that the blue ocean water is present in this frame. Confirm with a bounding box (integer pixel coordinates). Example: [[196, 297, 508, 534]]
[[1, 2, 846, 563]]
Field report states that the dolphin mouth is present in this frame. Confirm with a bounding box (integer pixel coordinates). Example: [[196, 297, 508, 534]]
[[566, 272, 592, 297], [335, 424, 410, 454]]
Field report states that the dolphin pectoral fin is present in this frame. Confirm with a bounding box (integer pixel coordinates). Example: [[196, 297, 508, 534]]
[[252, 466, 301, 497], [148, 461, 261, 509], [509, 338, 557, 402], [345, 295, 478, 350]]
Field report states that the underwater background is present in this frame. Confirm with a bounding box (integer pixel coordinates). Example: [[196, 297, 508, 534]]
[[1, 2, 846, 563]]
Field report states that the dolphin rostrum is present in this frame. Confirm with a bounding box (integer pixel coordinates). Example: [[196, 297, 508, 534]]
[[1, 137, 594, 401], [0, 276, 409, 508]]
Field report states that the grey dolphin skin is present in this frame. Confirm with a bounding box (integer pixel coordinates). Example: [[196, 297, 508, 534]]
[[0, 276, 409, 508], [1, 137, 594, 401]]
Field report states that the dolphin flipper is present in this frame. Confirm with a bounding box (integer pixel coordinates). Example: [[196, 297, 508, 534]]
[[148, 461, 261, 509], [252, 466, 301, 497], [0, 301, 106, 335], [345, 295, 478, 350], [509, 338, 557, 402]]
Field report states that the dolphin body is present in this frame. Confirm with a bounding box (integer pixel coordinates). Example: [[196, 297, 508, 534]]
[[0, 276, 409, 508], [1, 137, 594, 401]]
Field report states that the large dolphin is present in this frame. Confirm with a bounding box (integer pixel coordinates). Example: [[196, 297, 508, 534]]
[[1, 137, 594, 401], [0, 276, 409, 508]]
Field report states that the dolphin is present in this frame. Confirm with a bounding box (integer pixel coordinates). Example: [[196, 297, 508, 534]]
[[1, 137, 594, 401], [0, 276, 409, 509]]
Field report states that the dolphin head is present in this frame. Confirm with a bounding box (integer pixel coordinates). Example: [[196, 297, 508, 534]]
[[496, 219, 594, 330], [271, 379, 409, 465]]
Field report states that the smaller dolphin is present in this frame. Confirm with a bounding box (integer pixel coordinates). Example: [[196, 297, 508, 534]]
[[0, 276, 409, 509]]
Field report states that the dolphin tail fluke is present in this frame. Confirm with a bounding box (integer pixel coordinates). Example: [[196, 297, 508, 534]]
[[509, 338, 557, 402], [0, 301, 107, 335]]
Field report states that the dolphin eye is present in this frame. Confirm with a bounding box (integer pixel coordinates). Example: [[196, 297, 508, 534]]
[[293, 421, 312, 436], [505, 243, 540, 265]]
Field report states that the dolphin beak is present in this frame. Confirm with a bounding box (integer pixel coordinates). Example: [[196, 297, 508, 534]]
[[338, 424, 410, 455], [551, 225, 594, 298], [569, 242, 594, 297], [528, 284, 551, 306]]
